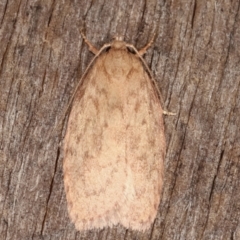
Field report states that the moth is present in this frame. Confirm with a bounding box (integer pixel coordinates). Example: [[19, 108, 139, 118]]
[[63, 32, 166, 231]]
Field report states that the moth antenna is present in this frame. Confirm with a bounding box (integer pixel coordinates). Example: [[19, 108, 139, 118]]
[[80, 29, 99, 55], [138, 33, 156, 56]]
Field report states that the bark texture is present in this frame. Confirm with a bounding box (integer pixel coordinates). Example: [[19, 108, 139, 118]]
[[0, 0, 240, 239]]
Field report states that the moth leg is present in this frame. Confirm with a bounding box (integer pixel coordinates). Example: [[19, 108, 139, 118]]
[[80, 30, 99, 55], [163, 110, 176, 115], [138, 33, 156, 56]]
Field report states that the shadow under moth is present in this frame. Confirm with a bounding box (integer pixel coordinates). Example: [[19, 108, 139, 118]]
[[63, 31, 166, 231]]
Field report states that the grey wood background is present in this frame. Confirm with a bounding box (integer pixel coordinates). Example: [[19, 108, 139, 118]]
[[1, 0, 240, 239]]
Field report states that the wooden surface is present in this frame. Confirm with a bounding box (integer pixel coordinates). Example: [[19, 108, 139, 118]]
[[1, 0, 240, 239]]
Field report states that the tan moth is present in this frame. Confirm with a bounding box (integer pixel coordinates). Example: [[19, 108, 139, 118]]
[[63, 31, 166, 231]]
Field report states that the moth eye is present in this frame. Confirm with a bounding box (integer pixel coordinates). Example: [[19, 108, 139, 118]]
[[126, 47, 135, 54], [105, 46, 111, 52]]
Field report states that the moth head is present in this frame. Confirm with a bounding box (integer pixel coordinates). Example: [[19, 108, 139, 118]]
[[111, 35, 127, 50]]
